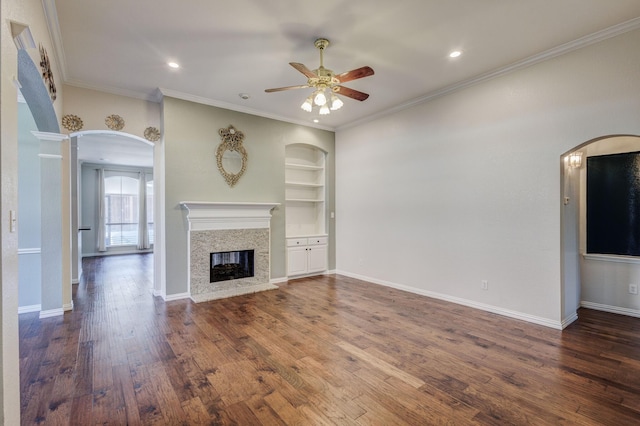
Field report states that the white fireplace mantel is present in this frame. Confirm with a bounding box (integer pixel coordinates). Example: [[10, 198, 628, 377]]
[[180, 201, 280, 302], [180, 201, 280, 231]]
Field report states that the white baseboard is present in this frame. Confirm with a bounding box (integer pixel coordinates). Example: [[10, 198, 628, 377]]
[[581, 301, 640, 318], [72, 279, 79, 285], [190, 282, 278, 303], [561, 311, 579, 328], [152, 289, 163, 298], [286, 270, 335, 280], [270, 277, 288, 285], [63, 301, 74, 312], [83, 249, 153, 258], [39, 308, 64, 319], [18, 304, 41, 314], [163, 292, 190, 302], [335, 270, 565, 330]]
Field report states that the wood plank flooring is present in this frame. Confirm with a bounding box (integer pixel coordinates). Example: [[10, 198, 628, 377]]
[[19, 254, 640, 425]]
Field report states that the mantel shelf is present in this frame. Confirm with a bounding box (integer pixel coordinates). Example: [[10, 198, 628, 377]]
[[285, 181, 324, 188], [180, 201, 280, 231], [286, 198, 324, 203], [285, 163, 324, 171]]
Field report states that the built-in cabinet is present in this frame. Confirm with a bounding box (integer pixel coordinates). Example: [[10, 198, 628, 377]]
[[286, 237, 328, 276], [285, 144, 328, 277]]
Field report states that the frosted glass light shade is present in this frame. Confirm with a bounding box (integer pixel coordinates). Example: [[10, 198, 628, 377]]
[[330, 94, 343, 110], [314, 90, 327, 106], [301, 96, 313, 112]]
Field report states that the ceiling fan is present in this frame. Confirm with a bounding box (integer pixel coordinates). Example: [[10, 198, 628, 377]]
[[265, 38, 374, 115]]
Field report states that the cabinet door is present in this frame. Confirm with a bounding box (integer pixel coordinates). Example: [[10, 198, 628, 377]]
[[287, 246, 308, 276], [307, 244, 328, 273]]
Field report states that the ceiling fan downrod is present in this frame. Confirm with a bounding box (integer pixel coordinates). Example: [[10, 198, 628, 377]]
[[314, 38, 329, 69]]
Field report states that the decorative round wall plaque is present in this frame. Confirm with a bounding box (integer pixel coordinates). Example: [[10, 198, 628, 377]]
[[144, 126, 160, 142], [105, 114, 125, 131], [62, 114, 83, 132], [216, 125, 248, 187]]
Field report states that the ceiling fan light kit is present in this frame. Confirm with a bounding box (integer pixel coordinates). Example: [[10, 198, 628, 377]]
[[265, 38, 374, 116]]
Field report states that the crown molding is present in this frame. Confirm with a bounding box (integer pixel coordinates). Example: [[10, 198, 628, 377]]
[[158, 88, 334, 131], [338, 16, 640, 131], [42, 0, 67, 82], [64, 78, 158, 102]]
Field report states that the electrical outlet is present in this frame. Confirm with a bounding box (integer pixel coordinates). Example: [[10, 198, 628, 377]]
[[629, 284, 638, 295], [481, 280, 488, 290]]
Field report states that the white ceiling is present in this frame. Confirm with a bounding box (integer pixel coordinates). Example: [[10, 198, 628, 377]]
[[48, 0, 640, 165]]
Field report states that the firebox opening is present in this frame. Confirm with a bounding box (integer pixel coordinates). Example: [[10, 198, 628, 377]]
[[210, 250, 254, 283]]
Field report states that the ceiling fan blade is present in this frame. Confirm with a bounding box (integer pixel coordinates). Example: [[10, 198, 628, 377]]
[[336, 66, 374, 83], [333, 86, 369, 101], [289, 62, 318, 79], [265, 84, 309, 93]]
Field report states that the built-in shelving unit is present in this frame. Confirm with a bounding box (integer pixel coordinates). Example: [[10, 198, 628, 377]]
[[285, 144, 328, 276]]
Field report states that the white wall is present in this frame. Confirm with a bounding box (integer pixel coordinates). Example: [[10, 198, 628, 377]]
[[18, 102, 42, 309], [336, 28, 640, 328], [578, 136, 640, 315]]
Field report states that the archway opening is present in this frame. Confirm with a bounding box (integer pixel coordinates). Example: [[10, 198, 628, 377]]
[[561, 134, 640, 325], [73, 130, 155, 286]]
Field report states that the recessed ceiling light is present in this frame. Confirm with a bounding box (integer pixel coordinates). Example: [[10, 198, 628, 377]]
[[168, 62, 180, 69], [239, 93, 250, 100], [313, 119, 319, 123], [449, 50, 462, 58]]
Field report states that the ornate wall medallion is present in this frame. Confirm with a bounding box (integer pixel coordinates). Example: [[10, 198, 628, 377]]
[[39, 44, 57, 102], [105, 114, 125, 130], [216, 125, 248, 187], [144, 126, 160, 142], [62, 114, 83, 132]]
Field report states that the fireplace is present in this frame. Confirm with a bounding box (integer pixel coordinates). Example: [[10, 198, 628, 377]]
[[210, 250, 254, 282], [181, 202, 279, 302]]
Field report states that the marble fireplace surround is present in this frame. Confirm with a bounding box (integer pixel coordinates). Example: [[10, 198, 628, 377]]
[[180, 202, 280, 302]]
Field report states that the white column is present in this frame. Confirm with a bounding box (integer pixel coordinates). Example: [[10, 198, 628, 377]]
[[33, 131, 71, 318]]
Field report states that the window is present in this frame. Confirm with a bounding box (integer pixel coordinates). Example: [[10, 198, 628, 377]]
[[103, 174, 154, 247], [104, 176, 138, 246]]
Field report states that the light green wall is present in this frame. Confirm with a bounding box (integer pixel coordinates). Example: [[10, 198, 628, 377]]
[[162, 97, 335, 296]]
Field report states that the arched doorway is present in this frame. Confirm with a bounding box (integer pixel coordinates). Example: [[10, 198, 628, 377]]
[[71, 130, 155, 284], [561, 135, 640, 324]]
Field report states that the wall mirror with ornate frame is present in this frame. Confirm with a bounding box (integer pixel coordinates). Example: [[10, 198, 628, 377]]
[[216, 125, 247, 187]]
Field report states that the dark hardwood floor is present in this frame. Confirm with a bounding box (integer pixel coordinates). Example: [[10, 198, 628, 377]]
[[19, 254, 640, 425]]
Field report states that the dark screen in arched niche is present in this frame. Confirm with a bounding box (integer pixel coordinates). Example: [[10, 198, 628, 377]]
[[587, 150, 640, 256]]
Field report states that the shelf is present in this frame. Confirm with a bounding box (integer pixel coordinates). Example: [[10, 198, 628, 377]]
[[285, 163, 324, 171], [285, 181, 324, 188], [287, 233, 329, 239], [286, 198, 324, 203], [285, 144, 326, 239]]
